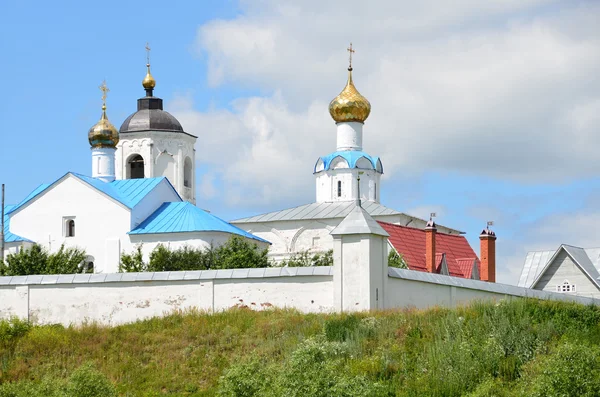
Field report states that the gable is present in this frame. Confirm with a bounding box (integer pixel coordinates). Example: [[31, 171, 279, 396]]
[[130, 178, 182, 229], [533, 249, 600, 297]]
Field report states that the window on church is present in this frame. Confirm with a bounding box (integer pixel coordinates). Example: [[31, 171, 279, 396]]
[[337, 181, 342, 197], [374, 182, 377, 200], [128, 155, 145, 179], [66, 219, 75, 237], [184, 157, 192, 188], [556, 280, 576, 293]]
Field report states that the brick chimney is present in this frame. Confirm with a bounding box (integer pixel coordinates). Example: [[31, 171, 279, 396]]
[[480, 225, 496, 282], [425, 218, 437, 273]]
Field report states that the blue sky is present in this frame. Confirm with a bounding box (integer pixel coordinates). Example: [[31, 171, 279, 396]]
[[1, 0, 599, 284]]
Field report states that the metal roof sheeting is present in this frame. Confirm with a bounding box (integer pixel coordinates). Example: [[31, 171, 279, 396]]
[[389, 267, 600, 305], [315, 151, 382, 172], [0, 266, 333, 285], [232, 200, 401, 223], [129, 202, 270, 243], [6, 173, 170, 215]]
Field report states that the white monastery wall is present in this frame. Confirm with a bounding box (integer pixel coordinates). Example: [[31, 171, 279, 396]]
[[533, 250, 600, 299], [9, 175, 131, 274]]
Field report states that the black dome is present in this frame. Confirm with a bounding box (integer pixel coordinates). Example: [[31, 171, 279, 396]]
[[119, 96, 184, 133]]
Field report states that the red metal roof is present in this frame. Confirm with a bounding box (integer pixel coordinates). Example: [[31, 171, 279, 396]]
[[378, 221, 480, 279]]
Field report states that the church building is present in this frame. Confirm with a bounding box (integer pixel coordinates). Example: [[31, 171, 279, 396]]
[[231, 48, 490, 281], [2, 57, 268, 273]]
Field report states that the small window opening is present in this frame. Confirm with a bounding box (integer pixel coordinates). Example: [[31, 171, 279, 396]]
[[337, 181, 342, 197], [556, 280, 576, 293], [128, 155, 145, 179], [184, 157, 192, 188], [66, 220, 75, 237], [374, 182, 377, 200]]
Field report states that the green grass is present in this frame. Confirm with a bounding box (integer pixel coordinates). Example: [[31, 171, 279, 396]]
[[1, 298, 600, 396]]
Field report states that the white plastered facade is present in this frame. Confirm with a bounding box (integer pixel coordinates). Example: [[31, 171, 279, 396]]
[[115, 130, 197, 205]]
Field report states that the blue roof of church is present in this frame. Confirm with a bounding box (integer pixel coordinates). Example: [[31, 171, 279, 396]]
[[3, 205, 32, 243], [7, 173, 175, 215], [316, 150, 382, 172], [129, 202, 270, 244]]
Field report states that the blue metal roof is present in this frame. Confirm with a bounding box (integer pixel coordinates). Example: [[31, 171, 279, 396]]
[[129, 202, 270, 244], [7, 173, 174, 215], [3, 205, 32, 243], [315, 150, 383, 172]]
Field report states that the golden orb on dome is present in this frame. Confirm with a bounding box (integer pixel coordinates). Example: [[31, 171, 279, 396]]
[[88, 81, 119, 149], [328, 69, 371, 123], [142, 64, 156, 90]]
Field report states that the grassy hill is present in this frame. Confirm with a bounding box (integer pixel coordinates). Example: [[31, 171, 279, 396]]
[[1, 298, 600, 396]]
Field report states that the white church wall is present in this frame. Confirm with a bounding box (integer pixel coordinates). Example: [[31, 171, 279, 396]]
[[9, 175, 131, 274]]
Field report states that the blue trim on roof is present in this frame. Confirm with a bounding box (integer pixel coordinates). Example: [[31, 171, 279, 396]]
[[129, 202, 270, 244], [315, 151, 382, 173], [3, 205, 32, 243], [7, 173, 179, 216]]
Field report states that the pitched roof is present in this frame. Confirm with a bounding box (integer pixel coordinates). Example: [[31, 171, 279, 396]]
[[527, 245, 600, 290], [129, 202, 270, 244], [330, 204, 389, 236], [378, 221, 479, 279], [7, 173, 174, 215], [231, 200, 464, 234], [3, 205, 32, 243], [519, 246, 600, 288]]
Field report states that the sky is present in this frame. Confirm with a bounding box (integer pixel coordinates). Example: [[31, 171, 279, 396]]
[[1, 0, 599, 285]]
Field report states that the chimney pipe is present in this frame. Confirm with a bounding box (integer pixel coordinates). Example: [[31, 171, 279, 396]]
[[480, 225, 496, 282], [425, 218, 437, 273]]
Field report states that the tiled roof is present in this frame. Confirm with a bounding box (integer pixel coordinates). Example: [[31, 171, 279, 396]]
[[3, 205, 32, 243], [129, 202, 270, 244], [379, 221, 479, 279], [7, 173, 174, 215]]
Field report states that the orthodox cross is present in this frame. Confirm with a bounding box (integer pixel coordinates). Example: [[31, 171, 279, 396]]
[[347, 42, 355, 69], [99, 80, 109, 107], [145, 42, 151, 65]]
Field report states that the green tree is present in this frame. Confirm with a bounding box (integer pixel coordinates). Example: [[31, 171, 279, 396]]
[[45, 245, 87, 274], [119, 244, 147, 272], [388, 249, 408, 269], [280, 249, 333, 267], [213, 236, 269, 269], [2, 244, 87, 276]]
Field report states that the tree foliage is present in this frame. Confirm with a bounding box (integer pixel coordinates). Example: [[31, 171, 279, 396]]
[[1, 244, 87, 276], [119, 236, 270, 272], [388, 249, 408, 269], [279, 249, 333, 267]]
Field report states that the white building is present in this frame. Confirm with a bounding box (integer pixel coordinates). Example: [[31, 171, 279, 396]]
[[518, 245, 600, 299], [2, 69, 268, 273], [232, 63, 462, 262]]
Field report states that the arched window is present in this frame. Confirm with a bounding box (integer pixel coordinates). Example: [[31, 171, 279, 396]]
[[337, 181, 342, 197], [66, 219, 75, 237], [184, 157, 192, 188], [127, 154, 145, 179]]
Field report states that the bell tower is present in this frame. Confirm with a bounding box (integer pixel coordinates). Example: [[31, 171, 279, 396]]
[[115, 45, 197, 204]]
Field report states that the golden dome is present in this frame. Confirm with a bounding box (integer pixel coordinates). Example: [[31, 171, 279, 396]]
[[88, 104, 119, 149], [328, 68, 371, 123], [142, 63, 156, 90]]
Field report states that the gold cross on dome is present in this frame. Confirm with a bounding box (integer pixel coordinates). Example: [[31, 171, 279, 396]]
[[145, 42, 151, 65], [347, 42, 355, 69], [99, 80, 109, 106]]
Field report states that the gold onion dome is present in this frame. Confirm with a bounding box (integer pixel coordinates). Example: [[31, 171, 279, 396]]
[[142, 63, 156, 90], [89, 81, 119, 149], [328, 68, 371, 123]]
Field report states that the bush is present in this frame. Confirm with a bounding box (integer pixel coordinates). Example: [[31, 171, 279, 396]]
[[66, 362, 117, 397], [0, 317, 31, 347], [388, 250, 407, 269], [3, 244, 87, 276], [280, 249, 333, 267], [120, 236, 270, 272]]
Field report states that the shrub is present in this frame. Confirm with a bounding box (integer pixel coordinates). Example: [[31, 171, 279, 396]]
[[280, 249, 333, 267], [119, 244, 147, 272], [66, 362, 117, 397], [0, 317, 31, 347], [388, 250, 407, 269], [214, 236, 269, 269], [3, 244, 87, 276]]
